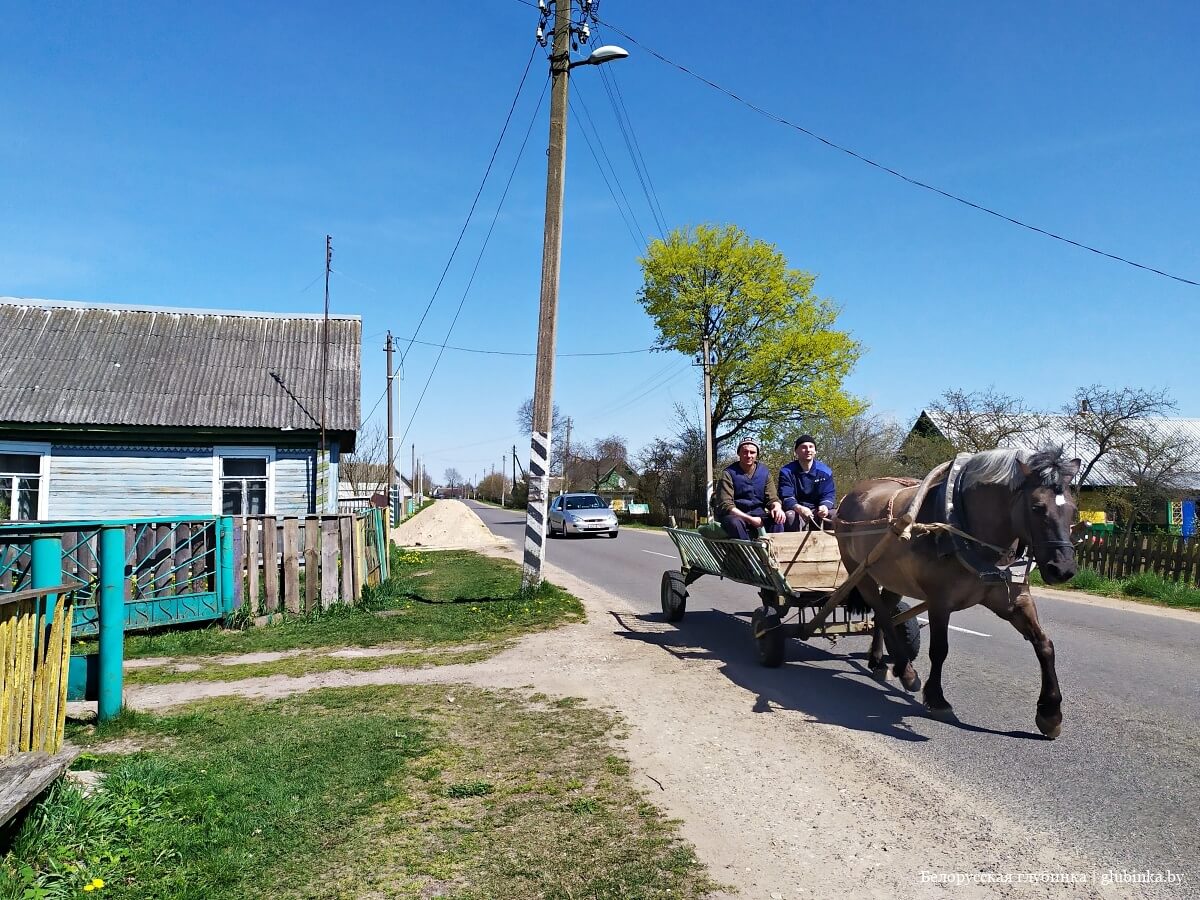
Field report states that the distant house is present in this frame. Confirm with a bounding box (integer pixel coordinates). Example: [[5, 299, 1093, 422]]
[[588, 460, 643, 511], [0, 298, 360, 520], [906, 409, 1200, 528], [337, 464, 411, 512]]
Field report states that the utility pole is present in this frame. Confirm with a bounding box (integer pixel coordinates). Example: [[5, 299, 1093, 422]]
[[321, 235, 332, 455], [522, 0, 573, 588], [412, 443, 417, 503], [562, 417, 573, 495], [701, 334, 715, 519], [521, 1, 627, 586], [502, 453, 508, 505], [386, 331, 395, 518]]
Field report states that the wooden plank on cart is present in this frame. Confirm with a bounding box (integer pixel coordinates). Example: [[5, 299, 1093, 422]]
[[764, 530, 846, 592]]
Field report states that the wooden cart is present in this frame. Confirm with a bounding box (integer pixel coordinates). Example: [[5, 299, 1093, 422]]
[[661, 523, 923, 668]]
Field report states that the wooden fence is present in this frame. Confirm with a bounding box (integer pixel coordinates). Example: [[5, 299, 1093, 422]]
[[1, 585, 74, 757], [1075, 532, 1200, 584], [233, 509, 389, 615]]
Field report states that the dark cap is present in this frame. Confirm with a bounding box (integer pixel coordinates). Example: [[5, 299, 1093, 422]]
[[794, 434, 816, 448]]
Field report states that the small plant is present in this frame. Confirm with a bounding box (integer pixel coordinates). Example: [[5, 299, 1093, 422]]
[[445, 780, 494, 798]]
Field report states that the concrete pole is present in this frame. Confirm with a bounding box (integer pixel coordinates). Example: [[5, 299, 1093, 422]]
[[523, 0, 572, 589], [386, 332, 395, 517], [702, 335, 715, 520]]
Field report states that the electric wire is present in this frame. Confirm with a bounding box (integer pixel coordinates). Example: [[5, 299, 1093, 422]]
[[399, 74, 551, 447], [599, 61, 669, 235], [398, 335, 654, 356], [595, 62, 667, 238], [569, 93, 647, 252], [594, 16, 1198, 287], [398, 40, 541, 368]]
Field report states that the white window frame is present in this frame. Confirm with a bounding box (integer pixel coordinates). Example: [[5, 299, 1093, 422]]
[[212, 446, 276, 515], [0, 440, 51, 521]]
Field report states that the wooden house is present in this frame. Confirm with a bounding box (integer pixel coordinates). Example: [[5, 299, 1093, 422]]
[[0, 298, 360, 520]]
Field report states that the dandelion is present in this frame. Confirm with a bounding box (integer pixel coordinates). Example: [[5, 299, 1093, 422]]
[[83, 878, 106, 892]]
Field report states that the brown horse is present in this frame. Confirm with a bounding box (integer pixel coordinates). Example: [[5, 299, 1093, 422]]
[[836, 447, 1080, 739]]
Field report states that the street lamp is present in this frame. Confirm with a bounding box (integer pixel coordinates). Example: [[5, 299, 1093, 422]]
[[522, 1, 628, 588]]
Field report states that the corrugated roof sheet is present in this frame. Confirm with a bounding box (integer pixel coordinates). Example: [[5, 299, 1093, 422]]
[[918, 409, 1200, 489], [0, 299, 361, 432]]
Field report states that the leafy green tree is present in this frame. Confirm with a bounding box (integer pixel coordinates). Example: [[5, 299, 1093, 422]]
[[637, 225, 862, 461]]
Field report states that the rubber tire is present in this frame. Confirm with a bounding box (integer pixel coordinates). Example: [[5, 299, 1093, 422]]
[[893, 600, 922, 660], [661, 570, 687, 622], [548, 520, 561, 538], [751, 607, 786, 668], [608, 530, 619, 538]]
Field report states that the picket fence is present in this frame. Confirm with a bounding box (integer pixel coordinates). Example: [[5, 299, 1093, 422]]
[[231, 509, 389, 615], [1075, 532, 1200, 584]]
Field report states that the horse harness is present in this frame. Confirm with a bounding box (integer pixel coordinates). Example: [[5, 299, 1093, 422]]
[[835, 456, 1037, 584]]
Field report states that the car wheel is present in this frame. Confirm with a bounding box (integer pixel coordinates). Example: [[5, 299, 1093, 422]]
[[608, 530, 618, 538]]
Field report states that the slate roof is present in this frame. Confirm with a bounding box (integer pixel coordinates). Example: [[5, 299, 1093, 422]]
[[0, 299, 361, 435], [915, 409, 1200, 489]]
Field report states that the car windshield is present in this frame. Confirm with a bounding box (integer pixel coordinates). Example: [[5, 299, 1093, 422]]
[[565, 496, 606, 510]]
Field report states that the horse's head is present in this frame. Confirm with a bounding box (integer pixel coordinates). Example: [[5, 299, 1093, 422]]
[[1014, 448, 1081, 584]]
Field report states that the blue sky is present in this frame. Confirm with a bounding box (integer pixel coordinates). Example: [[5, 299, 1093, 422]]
[[3, 1, 1197, 483]]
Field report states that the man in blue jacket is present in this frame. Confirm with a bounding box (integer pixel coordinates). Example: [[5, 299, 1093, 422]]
[[712, 438, 786, 540], [778, 434, 836, 531]]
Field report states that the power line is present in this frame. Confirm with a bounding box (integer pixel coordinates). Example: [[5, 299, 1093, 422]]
[[569, 92, 647, 252], [397, 335, 654, 357], [594, 16, 1198, 287], [599, 60, 669, 235], [595, 61, 667, 238], [398, 40, 542, 370], [400, 74, 551, 446]]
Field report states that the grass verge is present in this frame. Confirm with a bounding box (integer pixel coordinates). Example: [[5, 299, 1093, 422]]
[[73, 547, 584, 681], [3, 685, 715, 899], [1032, 566, 1200, 610]]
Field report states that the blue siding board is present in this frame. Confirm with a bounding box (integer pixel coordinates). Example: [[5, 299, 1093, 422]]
[[50, 445, 213, 518], [47, 442, 318, 518]]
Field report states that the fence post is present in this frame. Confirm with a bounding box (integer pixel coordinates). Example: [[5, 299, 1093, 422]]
[[30, 534, 63, 620], [98, 525, 126, 724], [218, 517, 235, 618]]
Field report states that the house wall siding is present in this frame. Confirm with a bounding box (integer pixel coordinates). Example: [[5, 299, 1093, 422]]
[[47, 443, 316, 519], [48, 445, 214, 519], [277, 449, 315, 515]]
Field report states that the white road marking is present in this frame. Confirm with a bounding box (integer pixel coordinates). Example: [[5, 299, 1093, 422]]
[[918, 617, 991, 638], [640, 549, 676, 558]]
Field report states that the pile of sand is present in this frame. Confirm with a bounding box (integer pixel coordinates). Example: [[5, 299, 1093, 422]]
[[390, 500, 509, 551]]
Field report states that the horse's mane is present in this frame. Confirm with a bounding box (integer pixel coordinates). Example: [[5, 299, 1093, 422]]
[[958, 446, 1071, 493]]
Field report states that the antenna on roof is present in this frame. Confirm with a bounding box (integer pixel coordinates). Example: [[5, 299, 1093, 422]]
[[321, 235, 332, 455]]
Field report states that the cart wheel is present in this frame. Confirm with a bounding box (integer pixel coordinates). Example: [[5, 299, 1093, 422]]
[[661, 570, 688, 622], [894, 600, 922, 660], [751, 607, 786, 668]]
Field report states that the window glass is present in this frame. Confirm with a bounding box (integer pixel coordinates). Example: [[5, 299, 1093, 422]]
[[223, 457, 267, 477], [221, 482, 244, 515], [16, 479, 38, 520], [246, 481, 267, 515], [0, 477, 10, 520], [0, 468, 41, 521], [0, 454, 40, 475]]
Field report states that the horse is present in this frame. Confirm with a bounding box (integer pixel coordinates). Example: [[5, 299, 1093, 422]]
[[835, 447, 1080, 739]]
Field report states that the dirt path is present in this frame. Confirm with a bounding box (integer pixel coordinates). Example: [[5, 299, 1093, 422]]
[[127, 502, 1138, 900]]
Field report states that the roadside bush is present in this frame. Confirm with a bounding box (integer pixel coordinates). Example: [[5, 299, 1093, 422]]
[[1121, 571, 1173, 600]]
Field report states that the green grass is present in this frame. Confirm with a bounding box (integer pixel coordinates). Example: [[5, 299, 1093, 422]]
[[3, 686, 715, 899], [72, 547, 584, 671], [1032, 566, 1200, 610]]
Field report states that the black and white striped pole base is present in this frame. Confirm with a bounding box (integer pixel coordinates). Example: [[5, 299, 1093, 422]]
[[522, 430, 551, 589]]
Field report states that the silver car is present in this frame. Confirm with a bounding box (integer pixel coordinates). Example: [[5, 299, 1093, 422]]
[[548, 493, 619, 538]]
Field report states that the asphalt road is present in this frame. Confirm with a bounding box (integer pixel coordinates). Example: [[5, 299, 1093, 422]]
[[467, 500, 1199, 889]]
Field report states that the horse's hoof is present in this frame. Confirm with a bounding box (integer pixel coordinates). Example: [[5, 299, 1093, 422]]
[[1036, 713, 1062, 740], [924, 702, 956, 721], [900, 669, 922, 693]]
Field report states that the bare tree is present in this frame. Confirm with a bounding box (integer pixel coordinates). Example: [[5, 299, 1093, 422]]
[[339, 423, 390, 494], [815, 413, 906, 487], [925, 387, 1046, 452], [443, 468, 462, 488], [1066, 385, 1177, 487], [516, 398, 571, 475], [571, 434, 630, 491]]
